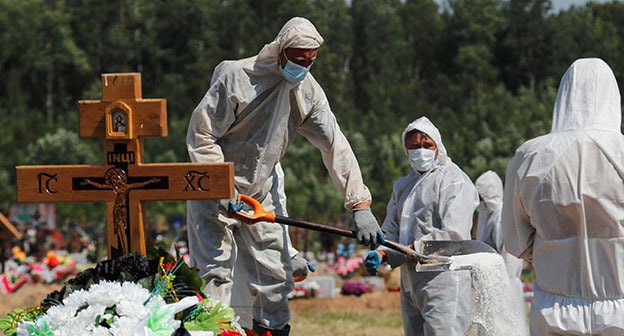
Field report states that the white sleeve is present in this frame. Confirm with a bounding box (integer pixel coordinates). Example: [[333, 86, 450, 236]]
[[430, 173, 479, 241], [476, 211, 505, 253], [298, 89, 372, 210], [502, 154, 535, 261], [380, 183, 407, 268], [186, 77, 237, 164]]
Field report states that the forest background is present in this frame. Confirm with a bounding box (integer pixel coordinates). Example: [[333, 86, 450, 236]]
[[1, 0, 623, 235]]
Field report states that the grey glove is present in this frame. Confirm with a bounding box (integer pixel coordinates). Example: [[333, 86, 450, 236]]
[[292, 253, 315, 280], [352, 208, 385, 249]]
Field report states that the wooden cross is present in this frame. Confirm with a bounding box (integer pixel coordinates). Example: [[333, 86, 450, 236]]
[[16, 73, 234, 259], [0, 213, 21, 273]]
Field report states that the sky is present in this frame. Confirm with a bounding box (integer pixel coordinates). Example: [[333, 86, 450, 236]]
[[429, 0, 615, 12], [551, 0, 613, 11]]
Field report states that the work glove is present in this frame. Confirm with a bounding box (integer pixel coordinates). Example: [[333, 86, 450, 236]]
[[352, 208, 385, 249], [218, 190, 241, 215], [363, 251, 382, 276], [292, 253, 316, 281]]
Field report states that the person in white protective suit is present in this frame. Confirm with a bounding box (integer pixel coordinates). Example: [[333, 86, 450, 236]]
[[186, 17, 384, 336], [474, 171, 527, 326], [363, 116, 479, 336], [502, 58, 624, 335]]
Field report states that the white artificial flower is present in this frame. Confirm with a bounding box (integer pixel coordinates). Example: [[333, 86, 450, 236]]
[[116, 299, 149, 319], [143, 295, 167, 312], [110, 316, 141, 336], [86, 281, 123, 307], [44, 304, 77, 328], [121, 282, 151, 303], [15, 279, 240, 335], [56, 303, 106, 332], [62, 289, 89, 308], [88, 326, 111, 336]]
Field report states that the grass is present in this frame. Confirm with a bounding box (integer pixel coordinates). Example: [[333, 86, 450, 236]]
[[290, 308, 404, 336]]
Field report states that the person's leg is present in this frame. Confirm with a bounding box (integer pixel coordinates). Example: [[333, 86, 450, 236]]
[[418, 270, 471, 336], [401, 283, 426, 336], [240, 218, 293, 331], [186, 200, 238, 305], [242, 178, 294, 333]]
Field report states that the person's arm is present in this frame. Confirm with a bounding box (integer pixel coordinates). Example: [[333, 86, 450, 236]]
[[297, 87, 371, 210], [502, 155, 534, 262], [298, 85, 383, 248], [379, 183, 407, 268], [491, 210, 505, 253], [186, 75, 237, 164], [476, 210, 501, 252], [419, 170, 478, 244]]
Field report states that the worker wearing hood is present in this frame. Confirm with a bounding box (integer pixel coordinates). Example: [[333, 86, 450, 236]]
[[364, 116, 479, 335], [475, 171, 525, 279], [186, 17, 383, 335], [475, 170, 527, 331], [502, 58, 624, 334]]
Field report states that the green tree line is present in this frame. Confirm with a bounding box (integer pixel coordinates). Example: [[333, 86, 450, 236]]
[[1, 0, 623, 226]]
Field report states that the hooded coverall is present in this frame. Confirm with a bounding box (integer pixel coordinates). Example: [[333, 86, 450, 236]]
[[186, 17, 372, 332], [503, 58, 624, 335], [380, 117, 479, 336]]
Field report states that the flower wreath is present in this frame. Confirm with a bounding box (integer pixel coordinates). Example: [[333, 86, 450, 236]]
[[0, 246, 268, 336]]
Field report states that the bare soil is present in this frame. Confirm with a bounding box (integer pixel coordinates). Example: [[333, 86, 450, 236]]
[[290, 290, 401, 312], [0, 283, 64, 316]]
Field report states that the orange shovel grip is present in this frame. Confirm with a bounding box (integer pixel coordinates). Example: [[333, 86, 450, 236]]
[[232, 194, 276, 223]]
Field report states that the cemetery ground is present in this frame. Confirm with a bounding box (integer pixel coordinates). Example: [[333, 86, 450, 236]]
[[0, 283, 405, 336]]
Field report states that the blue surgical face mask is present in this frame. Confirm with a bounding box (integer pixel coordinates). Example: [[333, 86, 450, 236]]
[[279, 52, 312, 83], [407, 148, 437, 172]]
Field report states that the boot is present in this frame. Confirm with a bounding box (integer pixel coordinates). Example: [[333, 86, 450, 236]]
[[252, 320, 291, 336]]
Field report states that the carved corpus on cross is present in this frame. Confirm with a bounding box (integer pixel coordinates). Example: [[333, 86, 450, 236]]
[[16, 73, 234, 259]]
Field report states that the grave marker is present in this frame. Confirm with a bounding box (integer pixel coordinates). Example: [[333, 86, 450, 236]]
[[16, 73, 234, 258]]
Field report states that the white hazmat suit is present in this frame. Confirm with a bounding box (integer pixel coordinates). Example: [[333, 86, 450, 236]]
[[186, 17, 373, 333], [502, 58, 624, 335], [475, 171, 525, 283], [380, 117, 479, 336], [475, 170, 527, 330]]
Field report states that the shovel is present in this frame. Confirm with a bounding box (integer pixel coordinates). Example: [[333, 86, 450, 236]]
[[229, 194, 451, 267], [413, 240, 498, 272]]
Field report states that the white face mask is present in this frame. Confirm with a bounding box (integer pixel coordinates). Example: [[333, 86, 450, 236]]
[[407, 148, 437, 172]]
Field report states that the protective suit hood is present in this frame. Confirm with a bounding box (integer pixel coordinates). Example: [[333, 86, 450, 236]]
[[256, 17, 324, 64], [475, 170, 503, 211], [401, 116, 450, 166], [189, 16, 370, 207], [552, 58, 621, 133], [503, 58, 624, 334], [382, 118, 478, 335]]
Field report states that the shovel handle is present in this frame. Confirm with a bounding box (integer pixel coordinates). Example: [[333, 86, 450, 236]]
[[230, 194, 276, 223], [231, 194, 450, 265]]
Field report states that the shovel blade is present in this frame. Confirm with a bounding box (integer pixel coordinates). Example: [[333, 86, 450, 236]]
[[414, 240, 496, 272], [421, 240, 497, 257]]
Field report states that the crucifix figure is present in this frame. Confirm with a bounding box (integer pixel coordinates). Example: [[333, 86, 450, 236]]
[[16, 73, 234, 259], [80, 168, 160, 254]]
